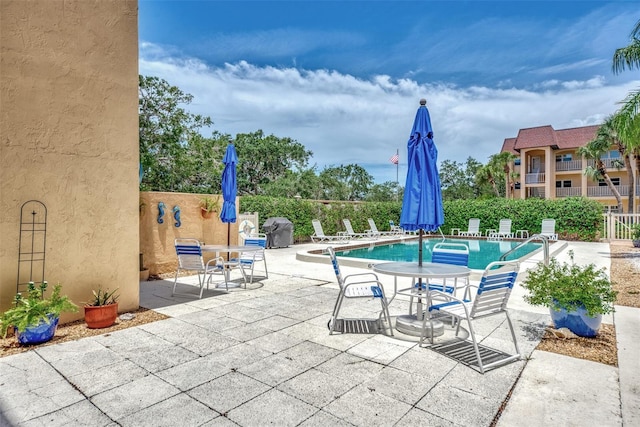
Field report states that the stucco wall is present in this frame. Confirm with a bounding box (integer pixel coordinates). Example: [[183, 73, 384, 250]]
[[0, 0, 139, 321], [139, 192, 238, 275]]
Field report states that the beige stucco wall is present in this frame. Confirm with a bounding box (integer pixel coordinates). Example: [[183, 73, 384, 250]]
[[139, 192, 238, 275], [0, 0, 139, 322]]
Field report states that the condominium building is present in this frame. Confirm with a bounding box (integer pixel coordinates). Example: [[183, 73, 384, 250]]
[[501, 124, 639, 213]]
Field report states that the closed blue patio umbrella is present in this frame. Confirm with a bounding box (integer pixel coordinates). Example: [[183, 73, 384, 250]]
[[400, 98, 444, 266], [220, 142, 238, 245]]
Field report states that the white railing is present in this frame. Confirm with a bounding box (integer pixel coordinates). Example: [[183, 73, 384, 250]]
[[555, 160, 582, 171], [602, 213, 640, 240], [587, 185, 630, 197], [556, 187, 582, 197], [528, 188, 545, 198], [525, 173, 545, 184]]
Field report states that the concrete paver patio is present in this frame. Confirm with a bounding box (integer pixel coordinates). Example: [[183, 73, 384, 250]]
[[0, 240, 637, 426]]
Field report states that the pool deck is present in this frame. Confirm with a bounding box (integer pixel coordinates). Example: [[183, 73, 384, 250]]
[[1, 239, 638, 426]]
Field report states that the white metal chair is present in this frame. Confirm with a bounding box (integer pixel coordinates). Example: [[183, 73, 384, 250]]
[[540, 218, 558, 240], [235, 234, 268, 283], [311, 219, 350, 243], [458, 218, 482, 237], [421, 260, 521, 374], [343, 218, 374, 239], [173, 238, 225, 298], [326, 247, 393, 336]]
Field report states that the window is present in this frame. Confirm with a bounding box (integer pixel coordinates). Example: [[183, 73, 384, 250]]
[[555, 153, 573, 162], [601, 150, 620, 159], [598, 178, 620, 186], [514, 158, 521, 165], [556, 180, 572, 188]]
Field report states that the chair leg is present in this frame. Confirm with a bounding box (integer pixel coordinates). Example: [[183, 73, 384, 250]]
[[504, 311, 522, 358], [172, 269, 180, 296], [378, 297, 394, 336], [329, 292, 346, 335], [466, 319, 485, 374]]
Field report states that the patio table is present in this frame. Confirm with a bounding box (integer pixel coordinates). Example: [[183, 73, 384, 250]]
[[372, 261, 470, 337], [202, 244, 262, 288]]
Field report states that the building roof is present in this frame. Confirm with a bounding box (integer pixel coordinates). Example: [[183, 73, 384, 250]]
[[501, 137, 517, 155], [503, 124, 600, 153]]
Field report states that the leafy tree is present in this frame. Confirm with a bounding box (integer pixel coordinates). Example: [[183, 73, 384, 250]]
[[439, 157, 484, 199], [366, 181, 402, 202], [234, 130, 312, 195], [139, 75, 224, 192], [319, 164, 374, 201], [577, 136, 624, 212], [475, 155, 505, 198]]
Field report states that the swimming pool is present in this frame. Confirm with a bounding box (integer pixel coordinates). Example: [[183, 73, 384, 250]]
[[335, 238, 542, 270]]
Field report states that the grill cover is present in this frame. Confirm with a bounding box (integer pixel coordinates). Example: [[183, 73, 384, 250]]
[[262, 217, 293, 248]]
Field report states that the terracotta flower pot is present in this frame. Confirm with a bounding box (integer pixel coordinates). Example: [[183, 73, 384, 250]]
[[201, 208, 215, 219], [84, 303, 118, 329]]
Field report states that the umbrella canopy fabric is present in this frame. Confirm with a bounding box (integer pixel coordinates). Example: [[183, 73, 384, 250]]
[[399, 101, 444, 232], [220, 143, 238, 224]]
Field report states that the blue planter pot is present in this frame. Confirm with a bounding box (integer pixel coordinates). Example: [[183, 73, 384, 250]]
[[550, 306, 601, 337], [16, 314, 59, 345]]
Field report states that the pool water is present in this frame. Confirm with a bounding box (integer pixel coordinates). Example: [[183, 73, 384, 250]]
[[335, 238, 542, 270]]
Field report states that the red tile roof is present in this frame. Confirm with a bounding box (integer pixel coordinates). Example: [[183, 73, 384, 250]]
[[502, 124, 600, 153]]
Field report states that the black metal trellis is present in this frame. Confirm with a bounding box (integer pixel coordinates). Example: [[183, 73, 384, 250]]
[[17, 200, 47, 293]]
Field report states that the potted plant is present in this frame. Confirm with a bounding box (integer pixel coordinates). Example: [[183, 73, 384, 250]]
[[0, 281, 78, 345], [521, 250, 617, 337], [631, 224, 640, 248], [84, 287, 119, 329], [139, 253, 150, 281], [199, 196, 219, 219]]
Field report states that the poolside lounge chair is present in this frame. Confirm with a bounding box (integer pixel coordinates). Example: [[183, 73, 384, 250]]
[[422, 260, 521, 373], [367, 218, 399, 237], [173, 238, 226, 298], [488, 219, 513, 240], [389, 220, 416, 235], [458, 218, 482, 237], [540, 218, 558, 240], [326, 247, 393, 336], [311, 219, 349, 243], [343, 218, 375, 239]]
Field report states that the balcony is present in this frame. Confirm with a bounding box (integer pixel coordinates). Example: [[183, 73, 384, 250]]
[[527, 188, 545, 198], [586, 158, 625, 169], [556, 187, 582, 197], [525, 173, 545, 184], [587, 185, 631, 197], [555, 160, 582, 171]]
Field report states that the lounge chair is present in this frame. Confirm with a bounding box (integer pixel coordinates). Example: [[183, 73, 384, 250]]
[[367, 218, 399, 237], [422, 260, 521, 373], [540, 218, 558, 240], [488, 219, 513, 240], [342, 219, 375, 239], [458, 218, 482, 237], [311, 219, 349, 243]]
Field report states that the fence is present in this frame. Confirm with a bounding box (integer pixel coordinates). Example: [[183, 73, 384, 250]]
[[602, 213, 640, 240]]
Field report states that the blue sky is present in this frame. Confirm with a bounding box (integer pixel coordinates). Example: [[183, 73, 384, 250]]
[[139, 1, 640, 184]]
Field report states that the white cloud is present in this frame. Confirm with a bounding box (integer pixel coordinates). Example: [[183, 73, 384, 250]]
[[140, 44, 640, 184]]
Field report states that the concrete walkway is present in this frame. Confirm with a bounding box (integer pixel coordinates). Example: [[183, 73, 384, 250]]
[[0, 240, 637, 426]]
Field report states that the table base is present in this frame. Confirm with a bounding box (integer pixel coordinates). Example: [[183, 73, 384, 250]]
[[395, 315, 444, 337], [215, 281, 242, 289]]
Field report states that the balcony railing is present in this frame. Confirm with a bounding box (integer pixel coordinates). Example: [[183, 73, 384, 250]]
[[525, 173, 545, 184], [555, 160, 582, 171], [586, 158, 625, 169], [556, 187, 582, 197], [527, 188, 545, 198], [587, 185, 630, 197]]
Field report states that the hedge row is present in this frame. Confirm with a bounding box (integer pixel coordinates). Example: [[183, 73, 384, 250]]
[[239, 196, 604, 242]]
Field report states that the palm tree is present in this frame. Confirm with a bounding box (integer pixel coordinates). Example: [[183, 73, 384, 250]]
[[475, 160, 501, 197], [599, 115, 634, 212], [492, 152, 517, 198], [612, 19, 640, 211], [577, 137, 624, 213]]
